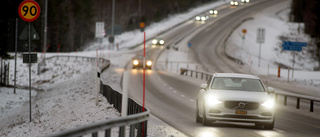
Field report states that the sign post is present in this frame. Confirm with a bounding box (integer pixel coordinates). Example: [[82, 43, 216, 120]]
[[18, 0, 41, 122], [242, 29, 247, 47], [256, 28, 265, 68], [282, 41, 307, 78]]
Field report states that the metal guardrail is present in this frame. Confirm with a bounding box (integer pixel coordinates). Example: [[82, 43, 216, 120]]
[[47, 110, 149, 137], [38, 55, 111, 75], [45, 55, 149, 137], [180, 68, 320, 113], [0, 59, 10, 86]]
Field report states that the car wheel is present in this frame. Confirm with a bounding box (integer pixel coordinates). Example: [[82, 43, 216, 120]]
[[264, 118, 275, 130], [196, 101, 202, 123], [202, 105, 211, 126], [133, 66, 135, 69]]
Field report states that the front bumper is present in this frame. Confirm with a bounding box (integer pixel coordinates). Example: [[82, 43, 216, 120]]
[[205, 102, 274, 123]]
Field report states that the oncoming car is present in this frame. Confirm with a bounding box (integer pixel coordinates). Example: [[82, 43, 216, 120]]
[[195, 15, 209, 21], [196, 73, 275, 129], [132, 55, 152, 69], [230, 0, 239, 6], [152, 38, 165, 45], [209, 9, 218, 15]]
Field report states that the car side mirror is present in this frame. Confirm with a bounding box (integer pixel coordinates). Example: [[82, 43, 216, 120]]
[[200, 84, 207, 90], [267, 87, 275, 93]]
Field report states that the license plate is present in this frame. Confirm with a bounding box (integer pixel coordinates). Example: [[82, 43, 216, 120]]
[[235, 110, 247, 115]]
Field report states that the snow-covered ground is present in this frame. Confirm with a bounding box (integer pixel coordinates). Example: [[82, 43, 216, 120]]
[[1, 0, 320, 136]]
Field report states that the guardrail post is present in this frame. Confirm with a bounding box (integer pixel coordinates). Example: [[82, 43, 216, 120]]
[[201, 73, 203, 79], [137, 123, 142, 137], [284, 96, 287, 106], [92, 132, 98, 137], [296, 98, 300, 109], [119, 126, 125, 137], [191, 71, 193, 77], [206, 74, 208, 81], [105, 129, 111, 137], [196, 72, 198, 78], [310, 100, 314, 112], [129, 124, 135, 137]]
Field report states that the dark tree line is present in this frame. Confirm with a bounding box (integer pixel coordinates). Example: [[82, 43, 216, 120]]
[[2, 0, 216, 54], [291, 0, 320, 63]]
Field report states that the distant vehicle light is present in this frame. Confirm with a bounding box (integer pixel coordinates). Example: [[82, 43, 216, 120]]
[[146, 61, 152, 66], [152, 39, 158, 45], [241, 0, 250, 2], [159, 40, 165, 45], [196, 16, 201, 21], [209, 10, 218, 15], [201, 16, 206, 21], [133, 60, 139, 65], [230, 1, 239, 6]]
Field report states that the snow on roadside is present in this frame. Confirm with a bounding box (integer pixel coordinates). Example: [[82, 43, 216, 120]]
[[225, 0, 320, 88]]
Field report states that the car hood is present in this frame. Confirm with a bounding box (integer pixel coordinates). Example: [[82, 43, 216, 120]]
[[207, 89, 270, 103]]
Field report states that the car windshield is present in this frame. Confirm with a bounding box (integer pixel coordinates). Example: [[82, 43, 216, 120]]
[[211, 77, 265, 92], [134, 56, 150, 59]]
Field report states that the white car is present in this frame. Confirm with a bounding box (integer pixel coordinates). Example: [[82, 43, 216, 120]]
[[209, 9, 218, 15], [195, 15, 209, 21], [230, 0, 239, 6], [152, 38, 165, 45], [196, 73, 275, 129]]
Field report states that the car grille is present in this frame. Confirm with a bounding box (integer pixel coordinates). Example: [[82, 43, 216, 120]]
[[211, 114, 272, 120], [224, 101, 259, 110]]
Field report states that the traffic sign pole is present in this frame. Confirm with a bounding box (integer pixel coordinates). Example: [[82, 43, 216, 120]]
[[18, 0, 41, 122], [28, 22, 32, 122]]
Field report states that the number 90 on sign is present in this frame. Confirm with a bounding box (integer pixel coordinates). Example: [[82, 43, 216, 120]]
[[18, 0, 41, 22]]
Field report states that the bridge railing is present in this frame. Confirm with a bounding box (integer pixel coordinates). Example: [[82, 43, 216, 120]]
[[180, 68, 320, 113]]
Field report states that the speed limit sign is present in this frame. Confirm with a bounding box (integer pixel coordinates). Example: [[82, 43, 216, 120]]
[[18, 0, 41, 22]]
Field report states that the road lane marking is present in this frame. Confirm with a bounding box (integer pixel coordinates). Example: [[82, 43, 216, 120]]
[[189, 99, 194, 102], [180, 94, 185, 97]]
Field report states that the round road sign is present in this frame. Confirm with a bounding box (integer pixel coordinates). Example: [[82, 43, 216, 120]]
[[139, 22, 145, 28], [242, 29, 247, 34], [18, 0, 41, 22]]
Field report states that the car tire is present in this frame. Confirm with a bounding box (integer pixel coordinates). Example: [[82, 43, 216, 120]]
[[202, 105, 211, 126], [264, 118, 275, 130], [196, 101, 202, 123]]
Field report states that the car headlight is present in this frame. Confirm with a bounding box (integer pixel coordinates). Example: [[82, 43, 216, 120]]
[[133, 60, 139, 65], [152, 39, 158, 45], [235, 1, 239, 5], [213, 10, 218, 15], [146, 61, 152, 66], [201, 16, 206, 21], [196, 16, 201, 20], [209, 10, 214, 14], [261, 99, 275, 109], [159, 40, 164, 45], [230, 1, 234, 5], [205, 94, 222, 107]]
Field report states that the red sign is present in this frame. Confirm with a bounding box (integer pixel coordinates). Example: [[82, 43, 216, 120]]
[[18, 0, 41, 22]]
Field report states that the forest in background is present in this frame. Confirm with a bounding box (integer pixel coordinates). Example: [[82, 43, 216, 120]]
[[3, 0, 215, 54], [1, 0, 320, 61]]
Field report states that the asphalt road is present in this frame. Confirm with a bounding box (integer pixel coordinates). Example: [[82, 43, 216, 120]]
[[125, 0, 320, 136]]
